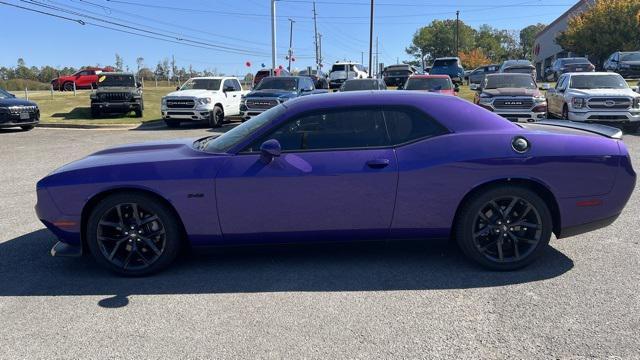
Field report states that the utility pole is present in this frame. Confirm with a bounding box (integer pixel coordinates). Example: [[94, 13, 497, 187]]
[[368, 0, 374, 78], [361, 52, 364, 65], [375, 36, 379, 78], [271, 0, 277, 76], [313, 1, 319, 72], [287, 18, 295, 71], [455, 10, 460, 56], [318, 33, 323, 71]]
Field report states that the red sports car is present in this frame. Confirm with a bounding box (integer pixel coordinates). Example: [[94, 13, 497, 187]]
[[51, 67, 114, 91]]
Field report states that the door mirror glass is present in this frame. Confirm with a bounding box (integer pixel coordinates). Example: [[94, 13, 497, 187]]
[[260, 139, 282, 164]]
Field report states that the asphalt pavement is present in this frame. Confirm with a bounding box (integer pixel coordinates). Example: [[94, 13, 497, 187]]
[[0, 124, 639, 359]]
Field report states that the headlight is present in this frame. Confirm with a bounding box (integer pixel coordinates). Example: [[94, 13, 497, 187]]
[[161, 98, 167, 105], [633, 97, 640, 109], [533, 96, 546, 103], [572, 97, 586, 109], [197, 97, 212, 105]]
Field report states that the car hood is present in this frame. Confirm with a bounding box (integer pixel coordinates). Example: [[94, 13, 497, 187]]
[[568, 88, 640, 97], [164, 89, 219, 98], [95, 86, 137, 93], [246, 89, 298, 98], [48, 138, 211, 176], [0, 97, 38, 107], [483, 88, 540, 97]]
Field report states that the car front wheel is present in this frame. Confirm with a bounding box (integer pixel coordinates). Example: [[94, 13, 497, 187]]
[[209, 106, 224, 128], [455, 186, 553, 270], [86, 192, 182, 276]]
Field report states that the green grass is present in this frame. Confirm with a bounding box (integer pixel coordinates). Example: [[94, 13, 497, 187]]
[[10, 87, 174, 125]]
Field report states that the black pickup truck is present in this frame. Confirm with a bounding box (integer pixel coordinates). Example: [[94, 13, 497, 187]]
[[240, 76, 328, 121]]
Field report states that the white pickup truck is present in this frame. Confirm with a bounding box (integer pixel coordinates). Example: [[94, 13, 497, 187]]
[[161, 77, 248, 128], [546, 72, 640, 133]]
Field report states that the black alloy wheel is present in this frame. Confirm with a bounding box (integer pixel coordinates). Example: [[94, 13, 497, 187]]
[[87, 193, 181, 275], [456, 186, 552, 270], [63, 82, 74, 91], [209, 106, 224, 128]]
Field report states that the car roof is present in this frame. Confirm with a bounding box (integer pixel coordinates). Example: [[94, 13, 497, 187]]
[[189, 76, 227, 80], [345, 78, 376, 82], [279, 91, 518, 134], [567, 72, 620, 76], [486, 73, 532, 78], [434, 57, 460, 60], [101, 72, 135, 76]]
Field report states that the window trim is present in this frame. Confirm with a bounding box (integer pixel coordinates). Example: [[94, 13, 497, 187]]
[[238, 104, 451, 155]]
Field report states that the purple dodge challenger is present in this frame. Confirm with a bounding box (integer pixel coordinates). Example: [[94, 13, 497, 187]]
[[35, 91, 636, 275]]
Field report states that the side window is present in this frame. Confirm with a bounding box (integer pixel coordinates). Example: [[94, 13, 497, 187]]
[[555, 75, 565, 89], [232, 79, 242, 91], [383, 107, 448, 145], [223, 79, 235, 91], [246, 108, 389, 152]]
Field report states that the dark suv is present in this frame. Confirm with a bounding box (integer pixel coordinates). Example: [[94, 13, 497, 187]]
[[90, 73, 143, 118], [544, 57, 595, 81], [604, 51, 640, 78], [429, 57, 465, 84], [0, 88, 39, 130]]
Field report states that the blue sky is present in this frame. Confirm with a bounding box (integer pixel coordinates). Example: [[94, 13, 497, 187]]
[[0, 0, 576, 75]]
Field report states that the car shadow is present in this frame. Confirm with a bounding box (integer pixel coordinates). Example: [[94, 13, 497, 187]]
[[0, 229, 574, 308], [131, 118, 241, 132]]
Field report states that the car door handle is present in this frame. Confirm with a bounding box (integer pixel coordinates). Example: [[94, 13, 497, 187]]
[[366, 159, 390, 169]]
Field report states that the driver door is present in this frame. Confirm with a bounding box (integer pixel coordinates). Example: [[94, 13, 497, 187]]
[[215, 106, 398, 243]]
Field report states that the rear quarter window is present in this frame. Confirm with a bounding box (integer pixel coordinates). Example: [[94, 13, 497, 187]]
[[383, 107, 449, 145]]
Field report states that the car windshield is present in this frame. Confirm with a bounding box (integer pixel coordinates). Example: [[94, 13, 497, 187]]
[[299, 70, 317, 76], [0, 89, 13, 99], [433, 59, 458, 67], [331, 64, 356, 72], [180, 79, 221, 91], [201, 105, 287, 153], [620, 52, 640, 61], [485, 75, 536, 89], [405, 78, 452, 91], [570, 75, 628, 89], [503, 67, 534, 74], [255, 78, 297, 91], [98, 74, 135, 87], [561, 58, 590, 65], [342, 80, 378, 91], [386, 70, 411, 76]]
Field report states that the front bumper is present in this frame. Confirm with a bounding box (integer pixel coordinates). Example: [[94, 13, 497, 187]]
[[162, 108, 212, 121], [568, 110, 640, 123], [0, 111, 40, 128], [494, 110, 546, 123], [92, 101, 141, 113], [329, 79, 347, 89]]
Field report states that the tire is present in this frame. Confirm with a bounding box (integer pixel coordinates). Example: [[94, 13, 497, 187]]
[[20, 125, 34, 131], [209, 106, 224, 128], [86, 192, 182, 276], [63, 82, 74, 92], [164, 119, 180, 128], [625, 122, 640, 134], [134, 109, 143, 118], [561, 105, 569, 120], [455, 185, 553, 271]]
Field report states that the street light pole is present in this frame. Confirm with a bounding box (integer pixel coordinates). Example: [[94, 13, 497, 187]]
[[271, 0, 277, 76], [455, 10, 460, 57], [288, 18, 295, 72], [368, 0, 374, 78]]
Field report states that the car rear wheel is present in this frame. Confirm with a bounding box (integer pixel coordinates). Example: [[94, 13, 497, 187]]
[[86, 193, 182, 276], [63, 82, 74, 92], [455, 186, 553, 270], [134, 109, 143, 118], [209, 106, 223, 128]]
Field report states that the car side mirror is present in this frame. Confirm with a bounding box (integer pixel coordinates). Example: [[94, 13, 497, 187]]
[[540, 83, 551, 90], [136, 82, 142, 89], [454, 85, 460, 92], [176, 86, 180, 91], [469, 83, 479, 91], [260, 139, 281, 164], [632, 86, 639, 93]]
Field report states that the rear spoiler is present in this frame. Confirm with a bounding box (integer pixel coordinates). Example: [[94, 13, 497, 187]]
[[535, 120, 623, 139]]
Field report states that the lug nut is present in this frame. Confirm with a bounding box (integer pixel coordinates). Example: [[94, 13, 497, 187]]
[[510, 227, 514, 231], [124, 232, 128, 235]]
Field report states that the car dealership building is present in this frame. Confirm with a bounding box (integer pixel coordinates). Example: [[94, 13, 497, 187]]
[[532, 0, 597, 79]]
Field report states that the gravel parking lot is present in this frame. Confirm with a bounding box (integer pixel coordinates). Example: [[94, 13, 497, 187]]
[[0, 125, 639, 359]]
